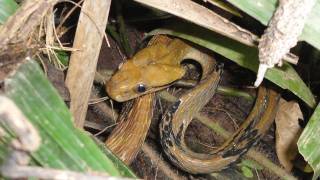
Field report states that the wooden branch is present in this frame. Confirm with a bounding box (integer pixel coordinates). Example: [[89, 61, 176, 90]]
[[66, 0, 111, 128]]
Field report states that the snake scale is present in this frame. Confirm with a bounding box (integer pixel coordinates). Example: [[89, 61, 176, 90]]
[[105, 35, 280, 173]]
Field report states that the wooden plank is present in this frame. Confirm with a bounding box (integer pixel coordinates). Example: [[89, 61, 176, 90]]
[[66, 0, 111, 128]]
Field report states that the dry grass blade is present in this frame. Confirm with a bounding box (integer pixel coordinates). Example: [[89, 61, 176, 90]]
[[0, 0, 58, 51], [135, 0, 258, 47], [134, 0, 298, 65]]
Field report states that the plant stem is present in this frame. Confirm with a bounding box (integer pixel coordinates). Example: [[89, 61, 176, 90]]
[[106, 25, 121, 46], [174, 79, 254, 101], [217, 86, 254, 101], [115, 1, 133, 57]]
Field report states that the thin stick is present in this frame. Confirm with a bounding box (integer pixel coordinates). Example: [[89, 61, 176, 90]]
[[88, 96, 110, 105], [94, 123, 118, 137], [56, 0, 84, 32], [60, 0, 111, 47]]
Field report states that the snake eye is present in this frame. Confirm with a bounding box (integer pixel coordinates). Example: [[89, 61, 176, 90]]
[[136, 84, 146, 93]]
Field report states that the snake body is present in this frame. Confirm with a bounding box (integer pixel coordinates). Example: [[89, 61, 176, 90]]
[[106, 35, 280, 173], [160, 85, 279, 173]]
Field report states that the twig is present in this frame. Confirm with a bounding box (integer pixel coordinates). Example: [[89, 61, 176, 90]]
[[90, 87, 119, 120], [94, 123, 118, 137], [88, 96, 110, 105], [84, 121, 107, 131], [56, 0, 84, 33], [211, 107, 239, 129], [60, 0, 111, 47], [42, 45, 79, 52]]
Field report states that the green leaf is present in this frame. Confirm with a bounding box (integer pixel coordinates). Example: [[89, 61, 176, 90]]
[[3, 60, 135, 177], [0, 0, 18, 24], [241, 166, 254, 178], [227, 0, 320, 50], [148, 22, 316, 107], [55, 50, 69, 66], [298, 103, 320, 180], [239, 159, 263, 170]]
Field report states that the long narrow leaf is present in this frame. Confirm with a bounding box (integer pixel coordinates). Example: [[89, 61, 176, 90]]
[[298, 103, 320, 180], [227, 0, 320, 50], [3, 60, 135, 177], [148, 22, 315, 107]]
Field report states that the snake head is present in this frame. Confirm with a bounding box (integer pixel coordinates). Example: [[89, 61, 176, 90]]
[[106, 60, 185, 102]]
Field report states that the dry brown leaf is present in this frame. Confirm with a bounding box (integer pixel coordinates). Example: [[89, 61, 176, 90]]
[[275, 98, 303, 171]]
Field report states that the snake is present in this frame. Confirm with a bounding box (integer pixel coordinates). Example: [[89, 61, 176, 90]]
[[105, 35, 280, 173]]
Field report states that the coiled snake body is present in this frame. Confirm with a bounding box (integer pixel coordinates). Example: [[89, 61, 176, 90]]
[[106, 35, 280, 173]]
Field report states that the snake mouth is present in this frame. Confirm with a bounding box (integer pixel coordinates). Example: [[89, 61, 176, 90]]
[[106, 86, 153, 102], [106, 86, 132, 102], [106, 79, 173, 102]]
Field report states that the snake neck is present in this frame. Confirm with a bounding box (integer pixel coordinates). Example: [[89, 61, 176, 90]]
[[106, 93, 155, 165], [181, 47, 216, 80], [166, 38, 216, 80]]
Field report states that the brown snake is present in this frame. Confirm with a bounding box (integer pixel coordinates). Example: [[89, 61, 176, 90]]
[[105, 35, 280, 173]]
